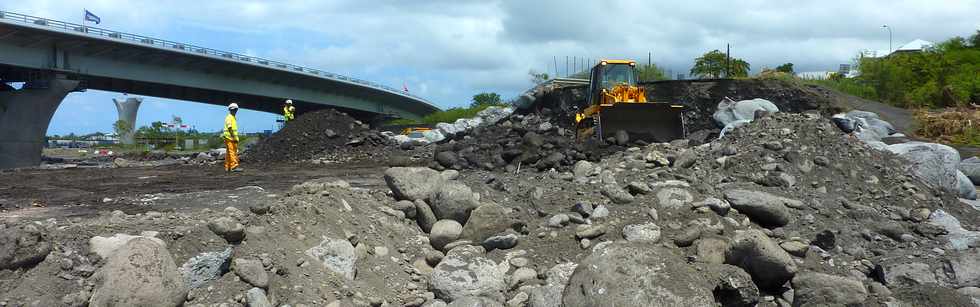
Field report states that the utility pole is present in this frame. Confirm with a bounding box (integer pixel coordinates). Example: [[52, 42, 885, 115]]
[[882, 25, 893, 53], [725, 44, 731, 78], [554, 56, 559, 77], [565, 56, 569, 77], [648, 52, 652, 67]]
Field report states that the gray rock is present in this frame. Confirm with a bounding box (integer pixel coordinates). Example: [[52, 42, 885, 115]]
[[887, 142, 961, 194], [528, 285, 562, 307], [305, 237, 357, 280], [600, 184, 634, 204], [613, 130, 629, 145], [779, 241, 809, 257], [436, 151, 459, 169], [392, 200, 418, 219], [483, 234, 519, 250], [575, 225, 606, 240], [562, 243, 715, 306], [208, 217, 246, 243], [884, 262, 937, 286], [246, 287, 272, 307], [622, 223, 662, 243], [546, 262, 578, 286], [233, 258, 269, 289], [724, 189, 799, 227], [384, 167, 444, 201], [179, 247, 232, 289], [430, 220, 464, 251], [89, 238, 187, 307], [695, 237, 730, 264], [0, 225, 51, 270], [713, 98, 779, 127], [591, 205, 609, 219], [948, 249, 980, 287], [461, 203, 516, 242], [656, 187, 694, 208], [509, 267, 538, 289], [705, 264, 760, 306], [426, 250, 446, 266], [726, 229, 798, 289], [571, 202, 594, 217], [572, 160, 595, 179], [959, 156, 980, 185], [415, 200, 438, 233], [447, 296, 502, 307], [430, 245, 506, 301], [547, 214, 570, 228], [673, 150, 697, 168], [626, 181, 652, 195], [694, 197, 730, 215], [957, 170, 977, 200], [249, 203, 271, 215], [429, 181, 481, 224], [929, 209, 980, 251], [791, 272, 868, 306]]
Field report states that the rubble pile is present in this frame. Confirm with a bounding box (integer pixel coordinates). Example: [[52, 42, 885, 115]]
[[246, 109, 392, 163]]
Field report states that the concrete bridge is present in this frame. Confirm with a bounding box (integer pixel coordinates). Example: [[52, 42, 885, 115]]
[[0, 10, 440, 169]]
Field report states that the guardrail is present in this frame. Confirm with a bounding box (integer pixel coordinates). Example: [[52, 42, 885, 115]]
[[0, 10, 435, 106]]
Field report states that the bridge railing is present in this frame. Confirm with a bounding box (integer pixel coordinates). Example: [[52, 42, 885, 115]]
[[0, 10, 435, 107]]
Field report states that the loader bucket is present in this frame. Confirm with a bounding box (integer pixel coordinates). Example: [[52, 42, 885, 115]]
[[597, 103, 685, 143]]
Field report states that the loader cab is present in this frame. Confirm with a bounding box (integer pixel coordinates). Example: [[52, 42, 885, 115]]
[[588, 60, 638, 105]]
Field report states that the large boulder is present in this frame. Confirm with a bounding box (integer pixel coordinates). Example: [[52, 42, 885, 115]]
[[460, 203, 518, 242], [305, 237, 357, 280], [948, 249, 980, 287], [791, 272, 868, 306], [89, 233, 166, 260], [959, 156, 980, 185], [430, 245, 506, 302], [723, 189, 799, 227], [887, 142, 961, 194], [562, 243, 715, 307], [957, 170, 977, 200], [725, 229, 798, 290], [929, 209, 980, 251], [430, 220, 464, 251], [429, 181, 481, 224], [384, 167, 445, 201], [89, 238, 187, 307], [0, 225, 52, 270], [713, 98, 779, 127]]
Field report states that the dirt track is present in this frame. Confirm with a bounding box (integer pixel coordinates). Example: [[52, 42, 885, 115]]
[[0, 162, 387, 220]]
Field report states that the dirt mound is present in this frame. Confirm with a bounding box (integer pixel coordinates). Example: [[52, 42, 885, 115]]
[[246, 109, 391, 163]]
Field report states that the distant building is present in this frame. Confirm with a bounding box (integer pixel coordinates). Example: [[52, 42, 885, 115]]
[[862, 39, 934, 58], [795, 71, 834, 80]]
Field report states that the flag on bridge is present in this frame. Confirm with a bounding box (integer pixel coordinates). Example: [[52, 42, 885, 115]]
[[403, 82, 409, 93], [84, 10, 100, 24]]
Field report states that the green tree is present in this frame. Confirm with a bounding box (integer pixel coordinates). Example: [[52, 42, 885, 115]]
[[775, 63, 794, 73], [529, 70, 549, 84], [113, 120, 132, 137], [470, 92, 502, 108], [690, 50, 750, 78], [636, 64, 667, 82]]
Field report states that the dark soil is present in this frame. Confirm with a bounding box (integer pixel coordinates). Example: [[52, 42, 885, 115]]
[[246, 109, 391, 163]]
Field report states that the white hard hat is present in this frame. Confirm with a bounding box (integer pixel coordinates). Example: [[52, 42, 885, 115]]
[[285, 99, 293, 104], [228, 103, 239, 110]]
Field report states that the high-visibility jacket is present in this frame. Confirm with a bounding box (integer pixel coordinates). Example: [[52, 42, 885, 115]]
[[283, 105, 295, 121], [223, 114, 239, 141]]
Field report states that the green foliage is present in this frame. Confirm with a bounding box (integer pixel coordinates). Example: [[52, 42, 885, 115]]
[[113, 120, 132, 137], [690, 50, 750, 78], [775, 63, 794, 73], [387, 101, 509, 126], [636, 64, 667, 82], [529, 70, 549, 84], [471, 92, 502, 108]]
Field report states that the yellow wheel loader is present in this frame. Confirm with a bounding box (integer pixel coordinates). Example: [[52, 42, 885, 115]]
[[575, 60, 685, 143]]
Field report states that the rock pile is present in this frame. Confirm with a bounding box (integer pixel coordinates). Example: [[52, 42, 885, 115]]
[[246, 109, 392, 163]]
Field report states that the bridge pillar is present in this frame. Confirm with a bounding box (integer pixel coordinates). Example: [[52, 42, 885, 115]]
[[0, 78, 80, 169], [112, 97, 142, 144]]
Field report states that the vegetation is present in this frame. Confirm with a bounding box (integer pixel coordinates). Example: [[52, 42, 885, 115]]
[[813, 30, 980, 108], [691, 50, 750, 78], [389, 93, 510, 126], [636, 63, 668, 82], [914, 108, 980, 146], [112, 120, 132, 138], [775, 63, 794, 74]]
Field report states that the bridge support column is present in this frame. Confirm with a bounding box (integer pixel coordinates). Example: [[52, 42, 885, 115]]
[[112, 97, 142, 144], [0, 78, 80, 169]]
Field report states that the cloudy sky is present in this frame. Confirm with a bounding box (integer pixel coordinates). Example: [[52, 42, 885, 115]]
[[5, 0, 980, 135]]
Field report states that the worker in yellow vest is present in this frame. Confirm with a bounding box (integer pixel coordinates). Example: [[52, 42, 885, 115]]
[[283, 99, 296, 123], [223, 102, 242, 172]]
